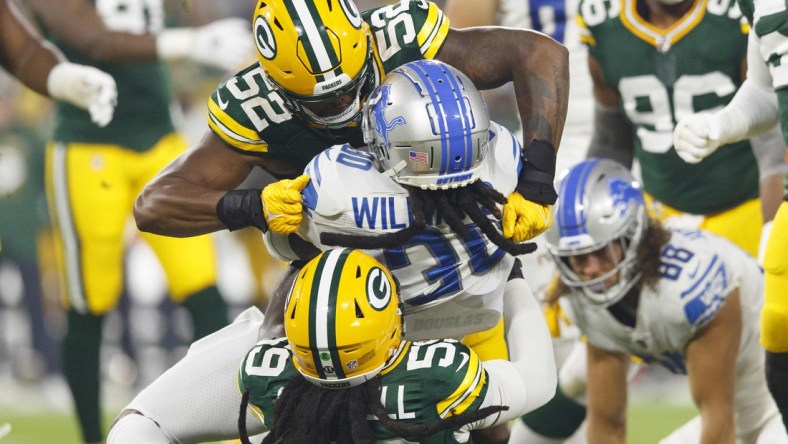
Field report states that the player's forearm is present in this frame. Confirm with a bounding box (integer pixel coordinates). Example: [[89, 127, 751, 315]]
[[438, 27, 569, 148], [0, 0, 61, 95], [503, 278, 557, 410], [587, 416, 626, 444], [134, 178, 228, 237]]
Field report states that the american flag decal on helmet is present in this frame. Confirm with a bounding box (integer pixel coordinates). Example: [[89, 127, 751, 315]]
[[409, 151, 428, 165]]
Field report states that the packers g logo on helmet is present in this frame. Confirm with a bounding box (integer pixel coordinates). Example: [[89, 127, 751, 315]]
[[252, 0, 376, 128], [285, 249, 402, 389]]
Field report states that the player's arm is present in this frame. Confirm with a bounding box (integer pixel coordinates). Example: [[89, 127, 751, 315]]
[[585, 341, 629, 444], [27, 0, 250, 70], [0, 0, 116, 126], [586, 54, 635, 168], [674, 32, 779, 164], [442, 0, 499, 28], [134, 131, 309, 237], [437, 26, 568, 150], [685, 289, 741, 444], [134, 132, 264, 237], [0, 0, 61, 94], [477, 277, 557, 426]]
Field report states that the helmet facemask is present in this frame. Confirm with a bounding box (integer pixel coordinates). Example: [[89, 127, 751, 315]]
[[361, 60, 490, 190], [270, 44, 377, 129], [253, 0, 376, 129], [545, 158, 648, 309]]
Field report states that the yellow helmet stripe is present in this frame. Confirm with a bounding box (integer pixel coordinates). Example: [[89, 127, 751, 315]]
[[309, 248, 352, 380], [285, 0, 341, 82]]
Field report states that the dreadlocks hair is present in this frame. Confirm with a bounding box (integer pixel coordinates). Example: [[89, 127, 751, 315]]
[[320, 180, 537, 256], [238, 374, 509, 444]]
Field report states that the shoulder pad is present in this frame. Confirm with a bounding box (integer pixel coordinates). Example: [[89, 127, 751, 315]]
[[207, 64, 294, 155], [364, 0, 449, 66]]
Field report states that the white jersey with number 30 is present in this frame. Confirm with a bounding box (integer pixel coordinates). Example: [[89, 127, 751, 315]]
[[297, 122, 521, 340]]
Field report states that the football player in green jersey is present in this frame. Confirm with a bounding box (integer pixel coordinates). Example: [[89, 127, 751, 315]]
[[25, 0, 254, 442], [106, 249, 556, 444], [578, 0, 786, 260], [133, 0, 569, 245], [673, 0, 788, 428], [0, 0, 116, 127]]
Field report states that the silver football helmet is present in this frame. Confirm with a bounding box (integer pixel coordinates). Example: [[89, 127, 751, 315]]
[[545, 158, 648, 308], [361, 59, 490, 190]]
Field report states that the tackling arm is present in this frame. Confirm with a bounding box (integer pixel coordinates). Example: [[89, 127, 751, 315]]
[[437, 27, 569, 149], [479, 277, 557, 425], [685, 289, 741, 444], [586, 342, 629, 444], [134, 132, 263, 237]]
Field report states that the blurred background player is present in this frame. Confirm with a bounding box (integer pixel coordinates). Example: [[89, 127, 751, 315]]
[[23, 0, 254, 441], [546, 158, 787, 443], [0, 0, 116, 129], [578, 0, 786, 260], [672, 0, 788, 427]]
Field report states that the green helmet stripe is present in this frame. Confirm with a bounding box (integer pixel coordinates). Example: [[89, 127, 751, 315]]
[[309, 248, 351, 380], [284, 0, 342, 83]]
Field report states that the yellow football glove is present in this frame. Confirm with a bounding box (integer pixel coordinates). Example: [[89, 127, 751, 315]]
[[261, 174, 310, 235], [502, 191, 553, 242]]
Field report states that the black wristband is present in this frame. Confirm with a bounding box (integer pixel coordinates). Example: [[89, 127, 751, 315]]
[[516, 139, 558, 205], [216, 189, 268, 232]]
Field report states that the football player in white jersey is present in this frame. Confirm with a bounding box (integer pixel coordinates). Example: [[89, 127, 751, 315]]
[[545, 158, 787, 443], [107, 59, 557, 443], [274, 59, 538, 342]]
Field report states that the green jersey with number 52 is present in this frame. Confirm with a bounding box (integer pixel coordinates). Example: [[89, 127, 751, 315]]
[[239, 337, 489, 444], [207, 0, 449, 179], [578, 0, 758, 214]]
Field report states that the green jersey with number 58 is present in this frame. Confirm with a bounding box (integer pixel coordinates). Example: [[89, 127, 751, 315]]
[[239, 337, 489, 444], [578, 0, 758, 214], [208, 0, 449, 179]]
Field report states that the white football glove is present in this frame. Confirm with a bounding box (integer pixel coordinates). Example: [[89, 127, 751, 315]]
[[673, 112, 723, 164], [156, 18, 254, 72], [46, 62, 118, 127]]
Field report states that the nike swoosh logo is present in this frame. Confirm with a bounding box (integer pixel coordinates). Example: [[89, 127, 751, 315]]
[[457, 352, 470, 372], [216, 92, 229, 110], [688, 263, 700, 279]]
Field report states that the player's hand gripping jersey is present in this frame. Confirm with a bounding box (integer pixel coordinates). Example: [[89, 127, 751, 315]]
[[206, 0, 449, 177], [291, 123, 522, 340]]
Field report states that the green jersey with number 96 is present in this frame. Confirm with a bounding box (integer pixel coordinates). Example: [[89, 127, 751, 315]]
[[578, 0, 758, 214], [239, 337, 489, 443]]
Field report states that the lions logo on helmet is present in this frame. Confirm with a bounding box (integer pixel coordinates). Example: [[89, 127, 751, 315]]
[[363, 59, 490, 190], [285, 248, 402, 389], [545, 158, 648, 308], [252, 0, 375, 128]]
